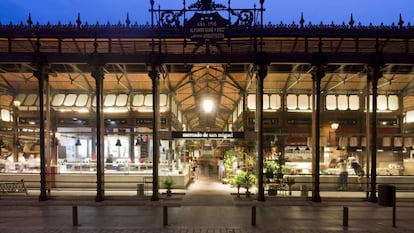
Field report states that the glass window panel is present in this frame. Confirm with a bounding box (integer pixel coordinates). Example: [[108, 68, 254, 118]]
[[349, 95, 359, 110], [116, 94, 128, 106], [132, 94, 145, 106], [377, 95, 387, 110], [247, 94, 256, 110], [337, 95, 348, 110], [144, 94, 153, 106], [14, 94, 26, 106], [270, 95, 282, 109], [160, 94, 168, 106], [298, 95, 308, 110], [52, 94, 65, 106], [76, 94, 88, 107], [406, 110, 414, 123], [232, 109, 237, 122], [388, 95, 398, 110], [269, 94, 281, 110], [1, 109, 11, 122], [104, 94, 116, 106], [64, 94, 77, 106], [326, 95, 336, 110], [24, 94, 37, 105], [263, 95, 270, 109], [286, 94, 297, 110]]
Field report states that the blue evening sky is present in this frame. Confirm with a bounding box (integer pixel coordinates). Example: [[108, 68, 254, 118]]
[[1, 0, 413, 26]]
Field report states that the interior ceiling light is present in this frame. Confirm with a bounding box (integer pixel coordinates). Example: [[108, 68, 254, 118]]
[[331, 122, 339, 130], [202, 99, 214, 113]]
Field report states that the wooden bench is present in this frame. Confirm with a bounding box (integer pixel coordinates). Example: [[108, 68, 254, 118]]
[[0, 179, 28, 195]]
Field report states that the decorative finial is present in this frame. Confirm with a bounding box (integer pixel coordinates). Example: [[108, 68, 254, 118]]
[[398, 14, 404, 29], [126, 13, 131, 27], [300, 12, 305, 28], [76, 13, 82, 29], [27, 13, 33, 27], [349, 14, 355, 28]]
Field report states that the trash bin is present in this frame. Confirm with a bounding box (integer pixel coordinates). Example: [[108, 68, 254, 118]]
[[378, 184, 396, 207], [300, 184, 308, 197], [137, 183, 144, 196]]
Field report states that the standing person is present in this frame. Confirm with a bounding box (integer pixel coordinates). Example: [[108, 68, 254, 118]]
[[218, 157, 225, 181], [351, 161, 364, 190], [191, 158, 198, 180], [337, 159, 348, 191]]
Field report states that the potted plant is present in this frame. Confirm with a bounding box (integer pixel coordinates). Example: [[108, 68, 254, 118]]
[[230, 172, 244, 198], [275, 153, 287, 179], [265, 160, 277, 180], [241, 172, 257, 197], [163, 176, 174, 196]]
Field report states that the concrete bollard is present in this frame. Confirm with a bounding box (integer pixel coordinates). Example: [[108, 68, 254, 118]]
[[343, 207, 348, 227], [163, 206, 168, 226], [251, 206, 256, 226], [72, 206, 79, 226]]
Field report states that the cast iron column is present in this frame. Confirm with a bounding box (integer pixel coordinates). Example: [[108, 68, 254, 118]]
[[255, 52, 268, 202], [310, 47, 326, 203], [367, 43, 383, 203], [33, 58, 49, 201], [91, 51, 106, 202], [149, 62, 160, 201]]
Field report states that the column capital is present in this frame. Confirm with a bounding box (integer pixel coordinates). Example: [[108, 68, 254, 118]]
[[32, 62, 50, 81], [367, 52, 384, 81], [146, 52, 162, 80], [311, 51, 327, 81], [91, 66, 105, 80], [254, 51, 269, 80]]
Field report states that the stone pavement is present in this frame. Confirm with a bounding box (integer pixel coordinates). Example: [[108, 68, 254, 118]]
[[0, 199, 414, 233], [1, 175, 414, 233]]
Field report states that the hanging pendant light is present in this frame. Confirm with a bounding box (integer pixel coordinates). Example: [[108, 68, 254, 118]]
[[75, 139, 82, 146], [115, 139, 122, 147]]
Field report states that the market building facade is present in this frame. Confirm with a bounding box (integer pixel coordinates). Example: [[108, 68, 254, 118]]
[[1, 0, 414, 202]]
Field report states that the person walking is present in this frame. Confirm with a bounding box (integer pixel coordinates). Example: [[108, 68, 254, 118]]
[[337, 159, 348, 191], [351, 161, 364, 190]]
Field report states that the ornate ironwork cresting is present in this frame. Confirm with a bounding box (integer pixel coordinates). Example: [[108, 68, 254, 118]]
[[151, 0, 262, 29]]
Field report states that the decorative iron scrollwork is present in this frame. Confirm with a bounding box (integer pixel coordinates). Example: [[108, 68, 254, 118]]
[[231, 10, 254, 27], [160, 11, 183, 27], [188, 0, 226, 11]]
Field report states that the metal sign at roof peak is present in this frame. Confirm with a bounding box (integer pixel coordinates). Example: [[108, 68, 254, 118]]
[[187, 12, 227, 44], [188, 0, 226, 11]]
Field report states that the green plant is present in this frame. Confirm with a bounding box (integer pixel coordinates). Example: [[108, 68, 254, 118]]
[[224, 150, 238, 169], [224, 149, 238, 178], [230, 172, 245, 197], [242, 172, 257, 195], [163, 176, 174, 196], [231, 171, 257, 197], [265, 160, 278, 176], [275, 153, 288, 176]]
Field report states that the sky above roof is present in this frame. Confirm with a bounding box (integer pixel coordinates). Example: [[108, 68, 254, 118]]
[[1, 0, 413, 26]]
